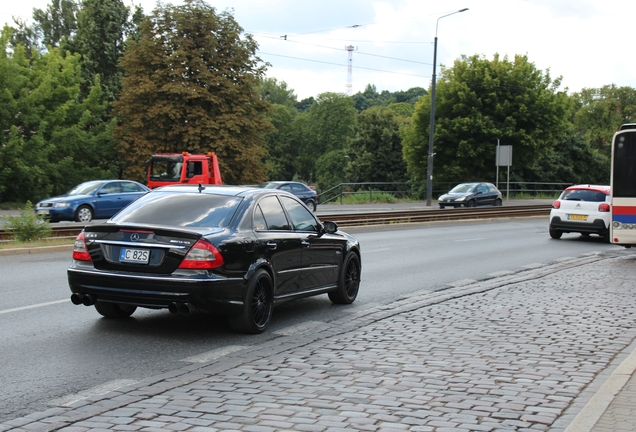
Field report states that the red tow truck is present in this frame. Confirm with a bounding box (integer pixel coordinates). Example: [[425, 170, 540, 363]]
[[147, 152, 223, 189]]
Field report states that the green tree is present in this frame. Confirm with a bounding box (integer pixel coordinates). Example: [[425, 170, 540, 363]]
[[263, 103, 297, 180], [33, 0, 79, 49], [573, 84, 636, 156], [258, 77, 297, 108], [113, 0, 271, 185], [346, 106, 406, 185], [0, 35, 117, 203], [299, 92, 357, 188], [403, 54, 570, 184], [72, 0, 135, 102]]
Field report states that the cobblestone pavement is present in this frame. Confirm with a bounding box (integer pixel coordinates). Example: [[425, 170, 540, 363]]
[[2, 251, 636, 431]]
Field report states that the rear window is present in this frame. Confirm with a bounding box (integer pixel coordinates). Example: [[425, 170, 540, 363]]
[[110, 192, 242, 227], [562, 189, 607, 202]]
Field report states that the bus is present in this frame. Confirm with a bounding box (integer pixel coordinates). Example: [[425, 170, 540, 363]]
[[610, 123, 636, 246]]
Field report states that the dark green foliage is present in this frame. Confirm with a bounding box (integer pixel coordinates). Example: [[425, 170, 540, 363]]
[[72, 0, 133, 102], [0, 35, 117, 203], [295, 97, 315, 112], [264, 104, 297, 180], [404, 54, 571, 184], [352, 84, 426, 112], [5, 201, 52, 242], [573, 85, 636, 157], [113, 0, 271, 185], [346, 107, 407, 185], [523, 128, 609, 185], [258, 77, 298, 108]]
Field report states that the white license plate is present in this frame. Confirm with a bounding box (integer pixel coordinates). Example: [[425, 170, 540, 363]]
[[120, 248, 150, 264], [37, 209, 49, 215], [567, 214, 588, 221]]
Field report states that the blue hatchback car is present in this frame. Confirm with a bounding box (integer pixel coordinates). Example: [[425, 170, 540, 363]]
[[35, 180, 150, 222], [259, 181, 318, 211]]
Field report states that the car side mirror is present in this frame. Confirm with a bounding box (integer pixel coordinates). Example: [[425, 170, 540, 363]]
[[322, 221, 338, 234]]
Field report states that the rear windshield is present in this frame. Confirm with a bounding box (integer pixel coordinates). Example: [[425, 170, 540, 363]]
[[110, 192, 242, 227], [562, 189, 607, 202]]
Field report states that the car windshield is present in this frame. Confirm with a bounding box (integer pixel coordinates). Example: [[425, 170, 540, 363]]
[[66, 182, 104, 196], [149, 158, 183, 182], [111, 192, 242, 228], [449, 184, 476, 193], [562, 190, 607, 202]]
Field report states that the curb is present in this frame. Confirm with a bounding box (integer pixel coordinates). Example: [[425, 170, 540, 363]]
[[0, 244, 74, 256]]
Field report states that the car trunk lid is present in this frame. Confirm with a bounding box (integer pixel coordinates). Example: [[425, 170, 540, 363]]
[[83, 225, 218, 274]]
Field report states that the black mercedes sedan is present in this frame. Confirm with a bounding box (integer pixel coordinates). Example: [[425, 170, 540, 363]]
[[67, 185, 361, 334]]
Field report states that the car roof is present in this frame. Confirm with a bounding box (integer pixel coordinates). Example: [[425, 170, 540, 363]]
[[564, 184, 610, 194], [153, 184, 279, 197]]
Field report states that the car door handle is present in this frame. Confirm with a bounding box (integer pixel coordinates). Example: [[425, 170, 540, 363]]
[[301, 240, 310, 248], [266, 241, 277, 250]]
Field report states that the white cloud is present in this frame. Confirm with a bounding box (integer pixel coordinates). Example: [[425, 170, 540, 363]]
[[3, 0, 635, 99]]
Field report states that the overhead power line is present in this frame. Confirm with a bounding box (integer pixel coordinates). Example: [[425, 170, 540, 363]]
[[257, 52, 428, 78]]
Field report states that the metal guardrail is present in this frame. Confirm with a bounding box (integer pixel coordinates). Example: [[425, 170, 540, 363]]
[[319, 204, 550, 227], [0, 205, 550, 242]]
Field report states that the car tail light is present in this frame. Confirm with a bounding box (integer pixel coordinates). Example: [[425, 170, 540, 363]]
[[72, 232, 91, 261], [552, 200, 561, 209], [598, 203, 610, 212], [178, 239, 224, 269]]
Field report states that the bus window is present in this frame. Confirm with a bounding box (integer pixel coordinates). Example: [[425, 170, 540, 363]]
[[613, 133, 636, 198]]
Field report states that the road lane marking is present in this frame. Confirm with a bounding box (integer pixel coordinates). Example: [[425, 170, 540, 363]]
[[0, 299, 69, 315], [48, 379, 138, 407], [274, 320, 325, 336], [454, 237, 486, 242], [182, 345, 247, 363]]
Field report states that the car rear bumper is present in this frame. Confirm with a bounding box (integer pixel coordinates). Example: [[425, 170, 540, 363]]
[[549, 216, 608, 235], [67, 264, 247, 314]]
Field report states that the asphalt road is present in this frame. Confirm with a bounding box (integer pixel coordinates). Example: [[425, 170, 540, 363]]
[[0, 217, 618, 422]]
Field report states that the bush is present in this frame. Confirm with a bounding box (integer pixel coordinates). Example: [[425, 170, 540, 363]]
[[5, 201, 52, 242]]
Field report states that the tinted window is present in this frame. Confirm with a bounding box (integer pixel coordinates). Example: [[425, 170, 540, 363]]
[[253, 205, 267, 231], [258, 196, 290, 230], [121, 182, 144, 193], [291, 183, 309, 193], [613, 131, 636, 198], [111, 192, 241, 227], [562, 190, 607, 202], [100, 182, 121, 194], [280, 196, 319, 231], [67, 181, 104, 196]]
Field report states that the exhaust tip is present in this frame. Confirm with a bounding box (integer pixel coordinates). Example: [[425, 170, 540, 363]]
[[178, 303, 194, 316], [168, 302, 179, 315], [70, 293, 83, 305], [81, 294, 96, 306]]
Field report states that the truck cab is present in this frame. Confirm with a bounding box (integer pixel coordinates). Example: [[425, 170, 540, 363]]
[[147, 152, 222, 189]]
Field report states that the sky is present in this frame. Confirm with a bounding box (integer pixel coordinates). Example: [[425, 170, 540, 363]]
[[2, 0, 635, 100]]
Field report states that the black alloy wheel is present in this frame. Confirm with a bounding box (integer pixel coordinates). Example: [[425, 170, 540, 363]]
[[494, 198, 503, 206], [229, 269, 274, 334], [94, 301, 137, 318], [466, 200, 476, 208], [329, 252, 361, 304]]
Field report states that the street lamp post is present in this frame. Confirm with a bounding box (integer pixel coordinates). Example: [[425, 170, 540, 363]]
[[426, 8, 468, 206]]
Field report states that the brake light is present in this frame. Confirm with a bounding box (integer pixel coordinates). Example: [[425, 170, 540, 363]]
[[72, 232, 91, 261], [552, 200, 561, 209], [178, 239, 224, 269], [598, 203, 610, 212]]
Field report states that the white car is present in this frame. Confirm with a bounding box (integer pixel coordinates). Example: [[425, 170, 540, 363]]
[[549, 185, 610, 241]]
